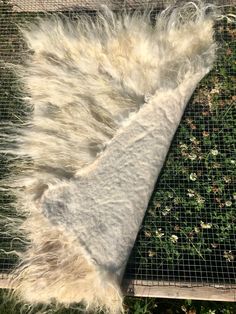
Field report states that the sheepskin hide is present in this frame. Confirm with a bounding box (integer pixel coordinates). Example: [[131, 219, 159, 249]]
[[2, 1, 227, 313]]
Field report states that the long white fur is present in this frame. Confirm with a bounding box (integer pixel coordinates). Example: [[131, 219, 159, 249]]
[[0, 1, 228, 313]]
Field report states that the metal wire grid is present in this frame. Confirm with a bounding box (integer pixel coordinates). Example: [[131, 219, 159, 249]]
[[0, 1, 235, 290], [126, 17, 236, 286]]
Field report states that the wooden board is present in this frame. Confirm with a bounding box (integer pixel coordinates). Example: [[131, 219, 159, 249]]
[[123, 279, 236, 302]]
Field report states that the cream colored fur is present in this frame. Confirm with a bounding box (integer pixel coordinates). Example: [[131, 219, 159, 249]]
[[1, 1, 229, 313]]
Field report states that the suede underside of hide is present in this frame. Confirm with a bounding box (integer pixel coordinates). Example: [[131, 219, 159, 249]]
[[3, 1, 223, 313]]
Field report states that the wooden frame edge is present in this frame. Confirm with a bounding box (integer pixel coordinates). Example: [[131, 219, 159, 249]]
[[122, 279, 236, 302]]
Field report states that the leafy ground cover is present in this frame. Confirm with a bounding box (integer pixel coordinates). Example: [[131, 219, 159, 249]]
[[126, 17, 236, 285]]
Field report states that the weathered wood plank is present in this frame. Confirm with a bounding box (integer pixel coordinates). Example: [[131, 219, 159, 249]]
[[123, 279, 236, 302]]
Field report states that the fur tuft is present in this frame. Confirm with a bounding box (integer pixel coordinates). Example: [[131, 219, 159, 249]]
[[10, 215, 123, 314]]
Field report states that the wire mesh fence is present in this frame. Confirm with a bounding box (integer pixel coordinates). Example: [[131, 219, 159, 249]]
[[0, 0, 235, 298]]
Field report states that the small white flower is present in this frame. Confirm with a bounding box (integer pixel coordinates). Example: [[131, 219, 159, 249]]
[[162, 206, 171, 216], [144, 231, 152, 238], [190, 173, 197, 181], [225, 200, 232, 207], [200, 221, 212, 229], [223, 250, 234, 262], [188, 153, 197, 160], [211, 149, 219, 156], [230, 160, 235, 164], [180, 144, 188, 150], [197, 197, 205, 204], [223, 176, 231, 183], [155, 202, 161, 208], [167, 192, 174, 199], [170, 235, 178, 243], [190, 136, 197, 142], [194, 227, 200, 234], [233, 193, 236, 201], [148, 250, 156, 257], [210, 88, 219, 94], [155, 228, 164, 239], [187, 189, 195, 197]]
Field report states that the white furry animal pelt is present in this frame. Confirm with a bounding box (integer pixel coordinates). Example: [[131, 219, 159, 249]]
[[2, 1, 228, 313]]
